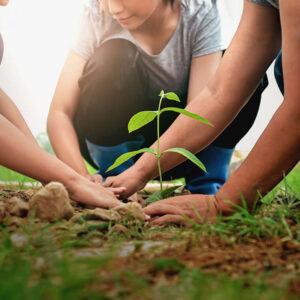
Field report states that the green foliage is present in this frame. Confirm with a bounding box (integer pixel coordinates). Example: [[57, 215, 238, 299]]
[[106, 148, 157, 172], [146, 185, 182, 203], [128, 111, 158, 133], [160, 107, 213, 126], [106, 90, 212, 197], [162, 147, 207, 173]]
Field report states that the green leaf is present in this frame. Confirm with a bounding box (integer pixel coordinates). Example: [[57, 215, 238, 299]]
[[145, 190, 163, 203], [160, 107, 213, 127], [159, 90, 164, 97], [128, 111, 158, 133], [106, 148, 157, 173], [164, 92, 180, 102], [146, 185, 183, 203], [162, 148, 207, 173]]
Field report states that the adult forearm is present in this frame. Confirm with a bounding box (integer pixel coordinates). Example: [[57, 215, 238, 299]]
[[216, 101, 300, 211], [133, 1, 281, 183], [47, 111, 88, 176]]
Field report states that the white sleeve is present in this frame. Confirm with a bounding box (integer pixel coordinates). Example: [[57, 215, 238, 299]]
[[71, 6, 98, 60]]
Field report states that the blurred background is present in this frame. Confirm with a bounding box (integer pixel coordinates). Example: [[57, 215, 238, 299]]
[[0, 0, 283, 150]]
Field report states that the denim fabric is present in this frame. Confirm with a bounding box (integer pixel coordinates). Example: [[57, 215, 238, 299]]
[[274, 51, 284, 95], [86, 136, 145, 177]]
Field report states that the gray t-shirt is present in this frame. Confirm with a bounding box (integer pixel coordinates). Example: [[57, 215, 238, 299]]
[[72, 0, 222, 99], [248, 0, 279, 9]]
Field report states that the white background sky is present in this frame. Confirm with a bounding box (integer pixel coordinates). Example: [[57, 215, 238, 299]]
[[0, 0, 283, 150]]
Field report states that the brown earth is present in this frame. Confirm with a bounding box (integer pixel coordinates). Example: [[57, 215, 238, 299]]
[[0, 183, 299, 298]]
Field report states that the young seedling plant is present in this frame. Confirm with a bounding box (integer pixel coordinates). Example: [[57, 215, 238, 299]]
[[106, 91, 213, 199]]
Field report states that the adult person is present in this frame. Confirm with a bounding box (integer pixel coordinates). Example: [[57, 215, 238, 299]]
[[104, 0, 300, 224], [0, 0, 123, 208], [48, 0, 266, 196]]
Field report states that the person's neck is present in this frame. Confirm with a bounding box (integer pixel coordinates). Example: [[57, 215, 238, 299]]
[[131, 1, 180, 36]]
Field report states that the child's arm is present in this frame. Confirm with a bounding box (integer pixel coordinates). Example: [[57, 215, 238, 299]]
[[47, 50, 91, 178], [0, 113, 123, 208], [0, 88, 37, 144], [186, 51, 222, 103]]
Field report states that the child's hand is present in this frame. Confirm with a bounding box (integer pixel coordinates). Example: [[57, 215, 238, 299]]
[[104, 166, 148, 199], [84, 173, 103, 184]]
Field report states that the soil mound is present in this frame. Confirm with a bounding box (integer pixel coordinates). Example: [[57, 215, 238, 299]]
[[114, 202, 145, 222]]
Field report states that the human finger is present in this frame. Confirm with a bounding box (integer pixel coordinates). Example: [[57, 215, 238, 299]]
[[150, 215, 190, 226], [143, 203, 183, 216], [103, 176, 114, 187], [108, 186, 126, 194]]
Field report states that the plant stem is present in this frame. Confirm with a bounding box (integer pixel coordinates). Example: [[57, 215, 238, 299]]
[[157, 94, 164, 193]]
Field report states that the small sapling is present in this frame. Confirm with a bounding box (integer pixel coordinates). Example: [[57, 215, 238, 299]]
[[106, 91, 213, 196]]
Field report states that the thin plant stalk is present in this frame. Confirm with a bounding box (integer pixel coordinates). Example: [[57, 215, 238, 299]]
[[157, 93, 164, 192]]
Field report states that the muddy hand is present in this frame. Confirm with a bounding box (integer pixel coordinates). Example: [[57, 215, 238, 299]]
[[144, 194, 221, 226], [103, 166, 148, 198]]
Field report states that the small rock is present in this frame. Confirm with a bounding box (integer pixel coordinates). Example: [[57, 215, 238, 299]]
[[10, 233, 27, 248], [113, 202, 145, 222], [7, 196, 29, 217], [29, 182, 74, 222]]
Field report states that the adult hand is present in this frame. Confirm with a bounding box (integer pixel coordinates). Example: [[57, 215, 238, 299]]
[[144, 194, 228, 226], [103, 166, 149, 198]]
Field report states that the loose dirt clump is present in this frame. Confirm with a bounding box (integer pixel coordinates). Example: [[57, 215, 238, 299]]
[[0, 201, 8, 223], [29, 182, 74, 222], [69, 208, 121, 223], [113, 202, 145, 222], [7, 196, 29, 217]]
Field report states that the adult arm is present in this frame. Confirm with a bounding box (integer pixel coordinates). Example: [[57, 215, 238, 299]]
[[47, 50, 91, 177], [105, 1, 281, 197], [216, 0, 300, 210], [145, 0, 300, 224]]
